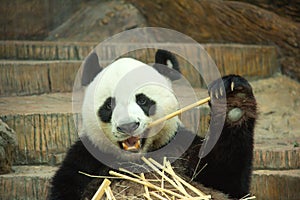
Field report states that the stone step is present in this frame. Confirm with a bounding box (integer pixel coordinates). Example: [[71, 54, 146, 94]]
[[251, 170, 300, 200], [0, 60, 81, 96], [0, 41, 94, 60], [0, 165, 55, 200], [0, 93, 80, 165], [0, 41, 278, 63], [0, 166, 299, 200], [0, 90, 299, 168], [253, 145, 300, 170], [0, 41, 278, 96]]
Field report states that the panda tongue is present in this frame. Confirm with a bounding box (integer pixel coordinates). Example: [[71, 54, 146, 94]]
[[126, 137, 139, 146], [122, 137, 140, 151]]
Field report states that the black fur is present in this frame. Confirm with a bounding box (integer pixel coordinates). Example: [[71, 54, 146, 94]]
[[155, 49, 180, 73], [192, 75, 257, 198], [136, 93, 156, 116], [97, 97, 115, 123], [153, 49, 181, 81], [48, 139, 109, 200], [81, 52, 102, 86]]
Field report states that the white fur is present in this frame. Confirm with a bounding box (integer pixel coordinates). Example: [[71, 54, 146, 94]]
[[81, 57, 181, 158], [166, 59, 173, 68]]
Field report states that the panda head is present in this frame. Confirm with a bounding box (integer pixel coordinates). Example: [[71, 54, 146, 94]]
[[80, 50, 182, 158]]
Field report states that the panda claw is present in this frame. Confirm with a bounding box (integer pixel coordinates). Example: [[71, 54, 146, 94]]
[[215, 91, 219, 99], [231, 81, 234, 91], [219, 88, 224, 97]]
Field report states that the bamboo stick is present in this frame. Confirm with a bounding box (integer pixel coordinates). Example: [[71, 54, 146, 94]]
[[104, 186, 116, 200], [141, 173, 150, 199], [148, 97, 210, 127], [150, 191, 168, 200], [91, 179, 111, 200], [164, 160, 190, 198], [141, 157, 190, 196], [148, 158, 208, 198]]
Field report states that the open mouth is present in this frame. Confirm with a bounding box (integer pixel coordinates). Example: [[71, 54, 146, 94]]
[[119, 136, 142, 152]]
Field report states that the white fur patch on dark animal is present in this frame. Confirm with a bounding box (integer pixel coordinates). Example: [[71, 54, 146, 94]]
[[228, 107, 244, 122]]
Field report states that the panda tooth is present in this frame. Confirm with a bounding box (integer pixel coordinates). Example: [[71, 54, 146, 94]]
[[136, 140, 141, 149], [231, 82, 234, 91], [122, 142, 128, 150], [121, 138, 141, 151]]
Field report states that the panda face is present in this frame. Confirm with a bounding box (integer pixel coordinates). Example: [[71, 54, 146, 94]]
[[98, 92, 156, 151], [81, 58, 180, 157]]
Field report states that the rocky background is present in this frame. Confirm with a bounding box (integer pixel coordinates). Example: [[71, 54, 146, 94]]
[[1, 0, 300, 81], [0, 120, 17, 174], [0, 1, 299, 199]]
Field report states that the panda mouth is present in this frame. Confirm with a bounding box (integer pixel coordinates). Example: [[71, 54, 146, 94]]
[[119, 136, 142, 152]]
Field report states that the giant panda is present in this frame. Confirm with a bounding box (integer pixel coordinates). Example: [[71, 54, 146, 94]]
[[48, 49, 257, 200]]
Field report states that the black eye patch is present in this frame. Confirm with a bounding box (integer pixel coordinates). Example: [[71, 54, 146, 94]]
[[98, 97, 115, 123], [136, 93, 156, 116]]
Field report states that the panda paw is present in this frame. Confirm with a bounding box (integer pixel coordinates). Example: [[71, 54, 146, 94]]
[[208, 75, 253, 100], [208, 75, 256, 124]]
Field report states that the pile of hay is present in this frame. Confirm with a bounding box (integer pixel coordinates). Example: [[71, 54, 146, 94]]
[[80, 157, 255, 200]]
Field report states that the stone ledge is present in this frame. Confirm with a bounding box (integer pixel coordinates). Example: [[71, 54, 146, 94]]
[[0, 60, 81, 96], [0, 40, 94, 60], [251, 169, 300, 200], [1, 113, 80, 165], [0, 165, 55, 200], [254, 147, 300, 170], [0, 41, 278, 94]]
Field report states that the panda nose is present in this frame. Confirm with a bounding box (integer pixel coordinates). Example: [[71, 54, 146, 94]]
[[117, 122, 140, 134]]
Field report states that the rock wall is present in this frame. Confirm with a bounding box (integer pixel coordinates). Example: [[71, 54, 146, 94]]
[[1, 0, 299, 80], [126, 0, 300, 81], [0, 120, 17, 174], [46, 1, 146, 42], [230, 0, 300, 22], [0, 0, 84, 40]]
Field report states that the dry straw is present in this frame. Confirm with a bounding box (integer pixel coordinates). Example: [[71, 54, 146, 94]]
[[89, 157, 212, 200], [87, 157, 256, 200]]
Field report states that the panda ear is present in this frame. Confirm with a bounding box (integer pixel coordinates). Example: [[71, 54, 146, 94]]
[[153, 49, 181, 81], [81, 52, 103, 86]]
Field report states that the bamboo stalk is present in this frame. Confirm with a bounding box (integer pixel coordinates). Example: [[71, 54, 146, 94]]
[[104, 187, 115, 200], [148, 158, 209, 198], [164, 160, 190, 198], [150, 191, 168, 200], [141, 173, 150, 199], [78, 171, 117, 179], [177, 197, 213, 200], [119, 168, 144, 179], [161, 157, 166, 192], [143, 194, 152, 200], [141, 157, 190, 196], [148, 97, 210, 127], [91, 179, 111, 200]]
